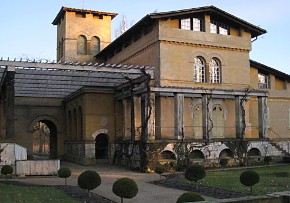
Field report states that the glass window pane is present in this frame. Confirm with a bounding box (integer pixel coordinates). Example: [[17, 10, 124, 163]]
[[181, 18, 191, 30], [193, 57, 205, 82], [209, 58, 221, 83]]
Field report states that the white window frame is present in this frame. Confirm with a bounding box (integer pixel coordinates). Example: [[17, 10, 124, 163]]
[[258, 73, 269, 89], [209, 58, 221, 83], [193, 57, 205, 83]]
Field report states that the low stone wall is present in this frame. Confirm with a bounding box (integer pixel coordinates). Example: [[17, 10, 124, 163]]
[[16, 160, 60, 176], [64, 142, 96, 165]]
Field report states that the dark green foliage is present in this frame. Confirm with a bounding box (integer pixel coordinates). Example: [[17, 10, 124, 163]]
[[58, 167, 71, 185], [176, 192, 205, 203], [264, 156, 272, 164], [112, 178, 138, 203], [240, 170, 260, 194], [185, 165, 206, 189], [219, 158, 229, 167], [78, 170, 101, 191], [1, 165, 13, 181], [155, 166, 165, 180]]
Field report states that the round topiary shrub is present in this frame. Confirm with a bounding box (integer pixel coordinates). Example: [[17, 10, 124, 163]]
[[219, 158, 229, 167], [155, 166, 165, 180], [112, 178, 138, 203], [240, 170, 260, 194], [1, 165, 13, 181], [185, 165, 206, 189], [58, 167, 71, 185], [264, 156, 272, 164], [78, 170, 101, 197], [176, 192, 205, 203]]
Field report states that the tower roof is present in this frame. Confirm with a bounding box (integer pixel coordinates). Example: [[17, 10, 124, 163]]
[[52, 6, 118, 25]]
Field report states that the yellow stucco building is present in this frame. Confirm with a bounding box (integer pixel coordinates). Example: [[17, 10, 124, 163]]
[[1, 6, 290, 170]]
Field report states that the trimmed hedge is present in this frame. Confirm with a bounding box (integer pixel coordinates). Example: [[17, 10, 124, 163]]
[[58, 167, 71, 185], [112, 178, 138, 202], [176, 192, 205, 203], [1, 165, 13, 181], [240, 170, 260, 194], [78, 170, 101, 191]]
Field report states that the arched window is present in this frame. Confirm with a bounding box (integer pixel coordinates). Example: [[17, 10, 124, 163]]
[[77, 35, 87, 55], [77, 106, 83, 141], [193, 57, 205, 83], [67, 111, 72, 140], [72, 109, 77, 140], [209, 58, 221, 83], [91, 36, 100, 55]]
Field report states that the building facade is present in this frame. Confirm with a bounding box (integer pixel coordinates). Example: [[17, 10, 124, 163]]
[[0, 6, 290, 170]]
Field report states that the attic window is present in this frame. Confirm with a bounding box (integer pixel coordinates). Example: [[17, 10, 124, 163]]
[[210, 21, 230, 35], [258, 73, 269, 89], [180, 18, 203, 31], [76, 12, 86, 18]]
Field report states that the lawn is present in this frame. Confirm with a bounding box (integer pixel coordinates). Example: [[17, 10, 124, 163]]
[[194, 165, 290, 196], [0, 182, 78, 203]]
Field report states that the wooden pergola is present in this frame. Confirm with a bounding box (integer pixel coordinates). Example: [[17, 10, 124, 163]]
[[0, 59, 154, 98]]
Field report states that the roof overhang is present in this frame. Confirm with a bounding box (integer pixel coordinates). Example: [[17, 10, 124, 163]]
[[52, 6, 118, 25]]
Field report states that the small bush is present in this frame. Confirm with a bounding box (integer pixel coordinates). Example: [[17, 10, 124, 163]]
[[112, 178, 138, 203], [185, 165, 205, 189], [78, 170, 101, 197], [240, 170, 260, 194], [219, 158, 229, 167], [264, 156, 272, 164], [176, 192, 205, 203], [155, 166, 165, 180], [58, 167, 71, 185], [1, 165, 13, 181]]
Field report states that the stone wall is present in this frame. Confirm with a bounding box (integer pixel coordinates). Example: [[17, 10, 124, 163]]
[[64, 142, 96, 165]]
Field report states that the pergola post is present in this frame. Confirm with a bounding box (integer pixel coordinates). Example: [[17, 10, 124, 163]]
[[174, 93, 184, 139], [258, 96, 268, 139]]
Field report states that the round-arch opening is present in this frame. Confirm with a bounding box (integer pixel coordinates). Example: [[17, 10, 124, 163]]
[[219, 149, 234, 158], [95, 133, 109, 159], [159, 150, 176, 161], [247, 148, 261, 157], [32, 119, 57, 159], [189, 150, 205, 160]]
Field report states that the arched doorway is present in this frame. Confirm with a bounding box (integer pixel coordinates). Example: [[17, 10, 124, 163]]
[[32, 119, 57, 159], [95, 133, 109, 159]]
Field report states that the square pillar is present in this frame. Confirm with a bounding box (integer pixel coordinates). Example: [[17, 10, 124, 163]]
[[141, 93, 155, 140], [235, 96, 245, 138], [122, 99, 131, 139], [202, 94, 212, 139], [258, 96, 268, 139], [5, 66, 15, 140], [174, 93, 184, 139]]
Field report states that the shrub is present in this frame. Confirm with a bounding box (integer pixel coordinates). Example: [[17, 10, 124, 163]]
[[112, 178, 138, 203], [185, 165, 206, 189], [264, 156, 272, 164], [58, 167, 71, 185], [78, 170, 101, 197], [1, 165, 13, 181], [240, 170, 260, 195], [219, 158, 229, 167], [155, 166, 165, 180], [176, 192, 205, 203]]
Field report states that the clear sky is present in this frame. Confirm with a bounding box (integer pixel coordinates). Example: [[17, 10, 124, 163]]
[[0, 0, 289, 73]]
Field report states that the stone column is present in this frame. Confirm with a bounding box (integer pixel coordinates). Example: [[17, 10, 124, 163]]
[[141, 93, 155, 140], [258, 96, 268, 139], [5, 66, 15, 140], [122, 99, 131, 139], [202, 94, 212, 139], [174, 93, 184, 139], [235, 96, 244, 138]]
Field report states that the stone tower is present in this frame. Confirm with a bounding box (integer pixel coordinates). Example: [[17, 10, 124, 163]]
[[52, 7, 117, 62]]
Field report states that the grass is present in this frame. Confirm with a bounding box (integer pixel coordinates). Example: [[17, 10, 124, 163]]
[[187, 165, 290, 196], [0, 183, 78, 203]]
